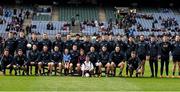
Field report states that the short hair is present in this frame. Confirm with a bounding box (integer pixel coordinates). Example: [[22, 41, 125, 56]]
[[76, 34, 80, 36], [18, 49, 23, 52], [4, 48, 9, 52], [131, 51, 136, 55], [43, 45, 48, 48], [140, 35, 144, 37]]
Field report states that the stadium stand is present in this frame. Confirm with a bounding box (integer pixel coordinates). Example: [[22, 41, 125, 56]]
[[59, 6, 99, 21]]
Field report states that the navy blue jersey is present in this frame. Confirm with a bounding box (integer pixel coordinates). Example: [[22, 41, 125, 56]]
[[98, 51, 109, 64], [81, 41, 92, 54], [64, 40, 73, 50], [30, 39, 40, 50], [70, 50, 80, 63], [1, 55, 14, 65], [40, 39, 52, 51], [116, 40, 127, 53], [128, 57, 141, 68], [14, 55, 27, 65], [100, 40, 109, 50], [158, 42, 172, 57], [87, 51, 99, 64], [16, 37, 28, 51], [39, 51, 52, 63], [108, 40, 116, 52], [53, 39, 64, 52], [109, 51, 125, 63], [126, 42, 136, 56], [73, 39, 82, 50], [28, 50, 40, 62], [52, 51, 62, 62], [136, 41, 149, 56], [4, 38, 16, 53], [148, 41, 159, 57], [92, 41, 101, 52]]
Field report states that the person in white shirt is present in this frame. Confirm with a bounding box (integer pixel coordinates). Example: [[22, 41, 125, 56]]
[[81, 55, 94, 77]]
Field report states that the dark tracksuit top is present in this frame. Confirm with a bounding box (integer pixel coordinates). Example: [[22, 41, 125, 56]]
[[109, 51, 125, 65], [87, 51, 99, 65], [52, 51, 62, 63], [81, 41, 92, 54], [4, 38, 17, 54], [93, 40, 101, 52], [70, 50, 80, 64], [136, 41, 149, 59], [126, 41, 136, 60], [14, 55, 27, 66], [40, 39, 52, 51], [100, 40, 109, 50], [39, 51, 52, 63], [127, 57, 141, 70], [16, 37, 28, 53], [64, 40, 73, 50], [116, 40, 127, 53], [98, 51, 109, 65], [148, 41, 159, 58], [73, 39, 82, 50], [158, 42, 172, 59], [28, 50, 40, 62], [30, 39, 40, 51], [1, 55, 14, 68], [108, 40, 116, 52], [53, 39, 64, 52]]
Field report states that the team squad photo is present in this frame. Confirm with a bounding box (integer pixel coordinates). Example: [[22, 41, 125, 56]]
[[0, 0, 180, 91]]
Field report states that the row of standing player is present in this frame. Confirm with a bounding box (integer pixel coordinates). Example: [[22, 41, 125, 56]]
[[1, 31, 180, 77]]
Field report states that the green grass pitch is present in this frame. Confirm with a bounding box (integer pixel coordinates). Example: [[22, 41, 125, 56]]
[[0, 61, 180, 91]]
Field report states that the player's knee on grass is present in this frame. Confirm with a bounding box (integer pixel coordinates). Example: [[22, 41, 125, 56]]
[[38, 62, 42, 66], [118, 62, 124, 68], [13, 65, 17, 69], [50, 62, 54, 66], [6, 64, 11, 68], [98, 62, 102, 67], [70, 63, 73, 68], [58, 63, 62, 67], [30, 62, 35, 65], [136, 69, 142, 74], [110, 62, 116, 68], [48, 63, 51, 66], [106, 63, 110, 68], [77, 63, 81, 68]]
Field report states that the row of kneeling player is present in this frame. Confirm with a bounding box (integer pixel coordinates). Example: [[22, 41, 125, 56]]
[[0, 47, 143, 77]]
